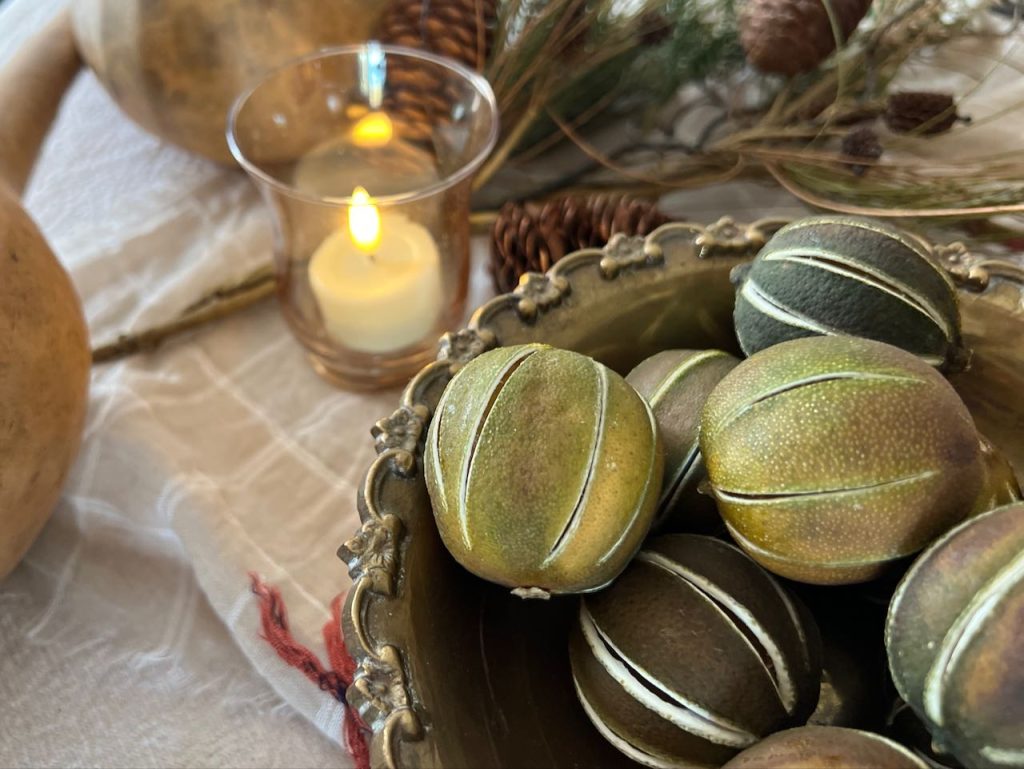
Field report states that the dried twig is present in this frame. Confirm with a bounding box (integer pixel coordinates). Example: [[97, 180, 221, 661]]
[[92, 267, 275, 364]]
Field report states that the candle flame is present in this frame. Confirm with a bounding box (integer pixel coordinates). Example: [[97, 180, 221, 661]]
[[348, 186, 382, 252], [351, 111, 393, 148]]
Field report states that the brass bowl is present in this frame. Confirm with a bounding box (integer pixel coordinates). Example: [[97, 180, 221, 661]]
[[339, 219, 1024, 769]]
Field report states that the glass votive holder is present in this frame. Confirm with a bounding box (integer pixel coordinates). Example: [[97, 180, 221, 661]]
[[228, 43, 498, 389]]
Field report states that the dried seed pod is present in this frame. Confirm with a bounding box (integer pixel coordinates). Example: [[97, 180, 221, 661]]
[[571, 535, 821, 767], [626, 349, 740, 532], [886, 502, 1024, 769], [722, 726, 929, 768], [885, 91, 959, 135], [840, 126, 884, 176], [841, 126, 884, 162], [701, 336, 984, 585], [969, 436, 1022, 518], [425, 344, 662, 596], [732, 216, 966, 371]]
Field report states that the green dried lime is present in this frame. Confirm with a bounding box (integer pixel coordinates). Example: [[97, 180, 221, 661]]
[[626, 349, 739, 532], [701, 335, 983, 585], [425, 343, 662, 596], [969, 436, 1022, 519]]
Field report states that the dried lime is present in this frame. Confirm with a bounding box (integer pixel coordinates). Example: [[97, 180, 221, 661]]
[[425, 343, 662, 596], [887, 502, 1024, 769], [732, 216, 964, 370], [571, 534, 821, 767], [701, 336, 983, 584]]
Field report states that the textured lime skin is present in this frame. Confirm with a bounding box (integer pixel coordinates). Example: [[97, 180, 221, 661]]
[[722, 726, 929, 768], [733, 215, 964, 370], [571, 535, 821, 768], [700, 336, 983, 585], [626, 349, 740, 532], [886, 502, 1024, 769], [425, 344, 662, 595]]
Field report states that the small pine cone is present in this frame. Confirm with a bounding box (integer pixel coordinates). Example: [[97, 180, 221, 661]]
[[884, 91, 959, 135], [539, 195, 670, 250], [841, 126, 883, 160], [841, 126, 883, 175], [585, 195, 671, 245], [490, 196, 669, 294], [637, 11, 674, 47], [740, 0, 873, 76]]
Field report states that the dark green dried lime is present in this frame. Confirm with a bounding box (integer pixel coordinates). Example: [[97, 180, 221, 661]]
[[732, 216, 965, 370]]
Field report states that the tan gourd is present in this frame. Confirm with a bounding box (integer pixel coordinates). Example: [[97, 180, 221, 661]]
[[0, 12, 90, 579], [71, 0, 384, 164]]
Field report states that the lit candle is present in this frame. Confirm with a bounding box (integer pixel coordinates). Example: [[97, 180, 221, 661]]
[[309, 187, 443, 354]]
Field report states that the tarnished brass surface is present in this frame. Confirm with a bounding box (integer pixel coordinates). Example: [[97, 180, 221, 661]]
[[339, 221, 1023, 769]]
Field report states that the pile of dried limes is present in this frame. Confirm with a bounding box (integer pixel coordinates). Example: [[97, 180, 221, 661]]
[[425, 216, 1024, 769]]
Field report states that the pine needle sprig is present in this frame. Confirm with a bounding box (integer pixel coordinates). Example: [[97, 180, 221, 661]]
[[477, 0, 744, 188]]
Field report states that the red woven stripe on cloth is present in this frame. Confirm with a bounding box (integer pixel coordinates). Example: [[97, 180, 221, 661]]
[[250, 574, 370, 769]]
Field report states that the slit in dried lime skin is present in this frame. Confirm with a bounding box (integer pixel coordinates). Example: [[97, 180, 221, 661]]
[[626, 349, 739, 534]]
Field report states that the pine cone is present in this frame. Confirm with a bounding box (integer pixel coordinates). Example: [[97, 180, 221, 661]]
[[491, 203, 570, 294], [490, 196, 670, 293], [884, 91, 959, 135], [375, 0, 497, 142], [377, 0, 497, 71], [740, 0, 873, 76]]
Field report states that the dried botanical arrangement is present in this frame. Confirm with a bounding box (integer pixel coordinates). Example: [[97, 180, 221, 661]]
[[91, 0, 1024, 361], [469, 0, 1024, 219]]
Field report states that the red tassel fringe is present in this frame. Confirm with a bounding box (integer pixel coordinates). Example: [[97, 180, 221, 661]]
[[250, 573, 371, 769]]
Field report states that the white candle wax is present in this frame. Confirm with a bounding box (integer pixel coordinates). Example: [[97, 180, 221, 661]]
[[308, 214, 443, 354]]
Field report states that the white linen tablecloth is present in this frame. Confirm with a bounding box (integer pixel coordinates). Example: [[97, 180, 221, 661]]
[[0, 2, 1019, 767]]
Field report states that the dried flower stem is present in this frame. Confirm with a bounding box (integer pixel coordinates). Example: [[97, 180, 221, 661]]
[[765, 162, 1024, 218]]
